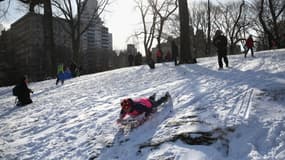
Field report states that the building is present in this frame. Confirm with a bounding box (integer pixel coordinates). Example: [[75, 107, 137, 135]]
[[127, 44, 137, 55], [80, 0, 113, 73], [81, 0, 112, 50], [0, 12, 72, 86]]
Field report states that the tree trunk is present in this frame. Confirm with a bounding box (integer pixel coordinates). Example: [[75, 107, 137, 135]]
[[157, 26, 162, 57], [268, 0, 281, 48], [178, 0, 195, 64], [72, 36, 81, 65], [206, 0, 211, 56], [43, 0, 55, 75], [229, 39, 235, 55]]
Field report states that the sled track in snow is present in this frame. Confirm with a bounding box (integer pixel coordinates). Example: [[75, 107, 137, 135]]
[[226, 89, 254, 125]]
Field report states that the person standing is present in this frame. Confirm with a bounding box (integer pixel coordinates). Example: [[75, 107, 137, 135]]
[[156, 50, 162, 63], [171, 40, 179, 65], [213, 30, 229, 69], [56, 63, 64, 85], [244, 35, 254, 58]]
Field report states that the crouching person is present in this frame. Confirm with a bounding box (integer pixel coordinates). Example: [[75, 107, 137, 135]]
[[13, 76, 33, 106]]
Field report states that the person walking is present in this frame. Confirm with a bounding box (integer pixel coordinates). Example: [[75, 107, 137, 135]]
[[213, 30, 229, 69], [244, 35, 254, 58]]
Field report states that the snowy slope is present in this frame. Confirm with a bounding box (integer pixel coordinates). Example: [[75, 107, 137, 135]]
[[1, 49, 285, 160]]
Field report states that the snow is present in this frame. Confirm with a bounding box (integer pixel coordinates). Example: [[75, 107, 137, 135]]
[[1, 49, 285, 160]]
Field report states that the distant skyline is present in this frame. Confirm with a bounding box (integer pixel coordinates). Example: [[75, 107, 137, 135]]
[[1, 0, 244, 54]]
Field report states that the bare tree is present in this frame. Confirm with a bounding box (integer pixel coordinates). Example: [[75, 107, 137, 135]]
[[52, 0, 110, 64], [224, 1, 246, 54], [134, 0, 157, 62], [149, 0, 178, 56], [19, 0, 55, 75], [206, 0, 211, 56], [190, 2, 209, 35], [178, 0, 195, 64], [245, 0, 285, 49], [0, 0, 11, 20], [211, 1, 247, 54], [166, 12, 180, 37], [189, 2, 211, 56], [257, 0, 285, 48]]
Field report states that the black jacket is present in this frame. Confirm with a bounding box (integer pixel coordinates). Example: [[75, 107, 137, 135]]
[[16, 81, 33, 105], [213, 35, 227, 53]]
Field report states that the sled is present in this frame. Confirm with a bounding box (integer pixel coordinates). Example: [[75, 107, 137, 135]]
[[118, 95, 173, 131]]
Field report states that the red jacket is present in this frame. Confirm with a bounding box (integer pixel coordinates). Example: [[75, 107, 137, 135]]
[[156, 50, 162, 58], [120, 98, 153, 118], [246, 37, 254, 48]]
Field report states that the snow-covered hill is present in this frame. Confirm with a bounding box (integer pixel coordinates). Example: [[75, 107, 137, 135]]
[[1, 49, 285, 160]]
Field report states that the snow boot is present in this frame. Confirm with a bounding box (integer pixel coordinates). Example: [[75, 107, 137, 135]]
[[149, 93, 156, 101]]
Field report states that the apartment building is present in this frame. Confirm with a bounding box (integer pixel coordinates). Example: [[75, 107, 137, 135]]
[[0, 12, 72, 85]]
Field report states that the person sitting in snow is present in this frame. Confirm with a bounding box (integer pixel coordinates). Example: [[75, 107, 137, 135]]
[[117, 92, 170, 124], [13, 75, 33, 106]]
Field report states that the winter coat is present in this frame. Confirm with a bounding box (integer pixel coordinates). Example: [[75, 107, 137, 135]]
[[246, 37, 254, 48], [213, 35, 227, 55], [63, 70, 72, 79], [156, 50, 162, 58], [15, 81, 33, 105], [120, 98, 153, 118], [57, 64, 64, 74]]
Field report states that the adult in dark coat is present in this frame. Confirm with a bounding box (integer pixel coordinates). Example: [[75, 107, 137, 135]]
[[14, 76, 33, 106], [244, 35, 254, 58], [171, 40, 179, 65], [213, 30, 229, 69]]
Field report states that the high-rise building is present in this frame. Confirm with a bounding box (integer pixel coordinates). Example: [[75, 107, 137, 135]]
[[81, 0, 112, 50]]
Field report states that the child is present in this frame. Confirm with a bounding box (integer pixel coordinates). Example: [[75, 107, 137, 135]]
[[13, 76, 33, 106], [117, 92, 170, 124]]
